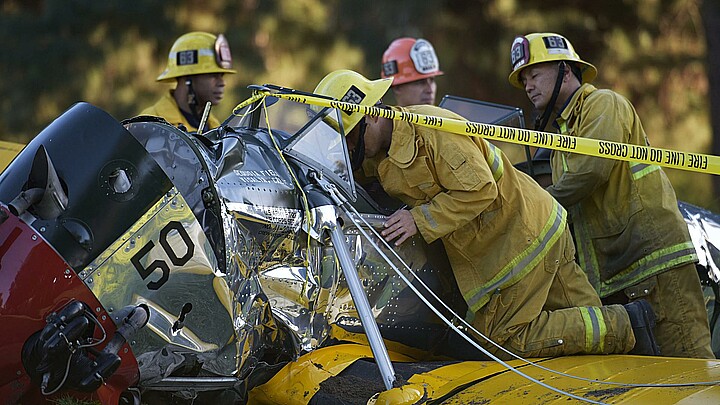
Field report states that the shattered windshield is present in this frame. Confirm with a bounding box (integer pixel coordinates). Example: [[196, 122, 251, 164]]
[[224, 94, 356, 202], [283, 104, 356, 202]]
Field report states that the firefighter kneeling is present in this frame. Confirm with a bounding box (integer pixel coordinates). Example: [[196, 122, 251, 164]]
[[508, 32, 713, 359], [315, 69, 659, 359]]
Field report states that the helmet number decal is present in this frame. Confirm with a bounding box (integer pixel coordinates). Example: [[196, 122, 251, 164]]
[[131, 221, 195, 290], [382, 60, 399, 77], [511, 36, 530, 70], [177, 50, 199, 66], [543, 35, 572, 55], [410, 39, 440, 74], [339, 85, 366, 116]]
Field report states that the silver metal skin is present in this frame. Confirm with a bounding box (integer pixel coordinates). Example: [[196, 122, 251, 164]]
[[80, 189, 240, 378], [682, 200, 720, 284], [31, 99, 466, 397]]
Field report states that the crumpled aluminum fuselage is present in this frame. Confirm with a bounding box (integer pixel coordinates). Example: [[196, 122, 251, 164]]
[[0, 102, 466, 402]]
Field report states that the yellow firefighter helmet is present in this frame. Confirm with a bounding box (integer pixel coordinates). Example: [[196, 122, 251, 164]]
[[156, 32, 237, 82], [313, 69, 393, 133], [508, 32, 596, 89]]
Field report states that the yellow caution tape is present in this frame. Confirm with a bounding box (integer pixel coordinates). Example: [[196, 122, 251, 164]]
[[234, 92, 720, 176], [232, 92, 265, 114]]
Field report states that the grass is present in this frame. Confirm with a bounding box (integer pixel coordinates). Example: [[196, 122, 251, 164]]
[[52, 396, 101, 405]]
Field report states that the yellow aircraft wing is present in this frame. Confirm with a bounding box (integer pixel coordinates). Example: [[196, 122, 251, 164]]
[[0, 140, 24, 172], [249, 343, 720, 404]]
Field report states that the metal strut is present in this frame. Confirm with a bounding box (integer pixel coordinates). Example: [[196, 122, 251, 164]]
[[311, 173, 397, 391]]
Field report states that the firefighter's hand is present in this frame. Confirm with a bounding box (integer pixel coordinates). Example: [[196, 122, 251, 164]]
[[382, 209, 418, 246]]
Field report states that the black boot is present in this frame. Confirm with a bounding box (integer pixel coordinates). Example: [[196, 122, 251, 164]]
[[623, 299, 661, 356]]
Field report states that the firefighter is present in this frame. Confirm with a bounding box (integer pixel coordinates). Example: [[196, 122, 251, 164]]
[[141, 32, 236, 132], [381, 37, 443, 106], [314, 69, 661, 359], [508, 32, 713, 359]]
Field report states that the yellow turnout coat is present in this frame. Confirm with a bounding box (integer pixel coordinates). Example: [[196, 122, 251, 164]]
[[140, 91, 221, 132]]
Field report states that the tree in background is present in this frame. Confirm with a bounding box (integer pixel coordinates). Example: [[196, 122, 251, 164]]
[[704, 0, 720, 203]]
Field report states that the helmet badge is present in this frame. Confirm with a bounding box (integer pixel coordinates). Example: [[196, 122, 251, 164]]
[[409, 39, 439, 75], [214, 34, 233, 69], [510, 36, 530, 71]]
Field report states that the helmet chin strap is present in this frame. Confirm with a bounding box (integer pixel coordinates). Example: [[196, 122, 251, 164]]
[[524, 62, 566, 177], [185, 78, 200, 120], [350, 118, 366, 171], [534, 62, 566, 132]]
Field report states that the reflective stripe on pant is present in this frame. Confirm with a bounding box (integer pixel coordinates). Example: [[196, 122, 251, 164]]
[[471, 228, 635, 360]]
